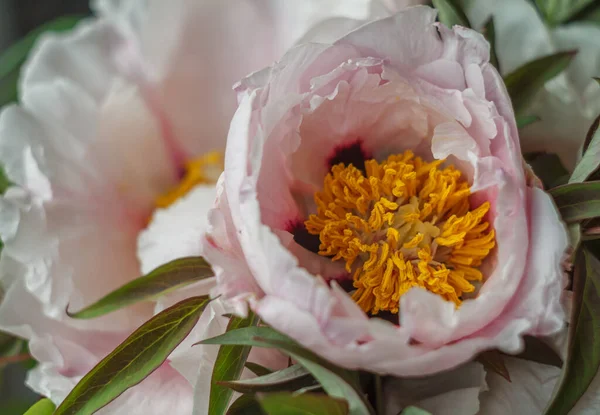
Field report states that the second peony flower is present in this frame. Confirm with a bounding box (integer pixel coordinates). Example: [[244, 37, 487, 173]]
[[204, 6, 569, 376]]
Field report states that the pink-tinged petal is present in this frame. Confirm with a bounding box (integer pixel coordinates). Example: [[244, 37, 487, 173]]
[[138, 184, 216, 274], [199, 6, 568, 377], [99, 364, 193, 415], [383, 362, 486, 415], [478, 357, 560, 415], [336, 6, 443, 69]]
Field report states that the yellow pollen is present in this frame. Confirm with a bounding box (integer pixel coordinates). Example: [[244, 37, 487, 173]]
[[305, 150, 495, 314], [155, 151, 223, 208]]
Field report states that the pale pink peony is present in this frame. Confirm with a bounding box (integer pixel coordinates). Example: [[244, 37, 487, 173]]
[[0, 0, 378, 412], [204, 6, 569, 377]]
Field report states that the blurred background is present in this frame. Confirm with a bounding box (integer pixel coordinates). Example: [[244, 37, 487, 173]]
[[0, 0, 90, 51]]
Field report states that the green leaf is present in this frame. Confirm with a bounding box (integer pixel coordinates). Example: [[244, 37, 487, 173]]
[[504, 51, 577, 115], [67, 257, 213, 319], [254, 338, 373, 415], [516, 115, 541, 129], [401, 407, 432, 415], [0, 164, 12, 195], [570, 116, 600, 184], [594, 77, 600, 85], [432, 0, 471, 27], [54, 296, 210, 415], [582, 114, 600, 153], [219, 364, 314, 394], [200, 326, 292, 348], [227, 394, 265, 415], [201, 327, 373, 415], [0, 69, 19, 108], [245, 361, 274, 377], [535, 0, 598, 25], [550, 181, 600, 223], [483, 18, 499, 71], [209, 313, 259, 415], [544, 248, 600, 414], [259, 392, 349, 415], [23, 399, 55, 415]]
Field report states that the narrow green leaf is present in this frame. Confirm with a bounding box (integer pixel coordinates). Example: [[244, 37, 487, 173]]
[[259, 392, 349, 415], [432, 0, 471, 27], [582, 114, 600, 153], [545, 248, 600, 414], [23, 399, 55, 415], [199, 326, 291, 347], [0, 69, 19, 108], [570, 116, 600, 184], [209, 313, 259, 415], [227, 394, 265, 415], [401, 407, 432, 415], [54, 296, 210, 415], [67, 257, 213, 319], [201, 328, 356, 388], [516, 115, 541, 129], [201, 328, 372, 415], [254, 338, 374, 415], [594, 77, 600, 85], [550, 181, 600, 222], [504, 51, 577, 115], [219, 364, 313, 394], [0, 16, 84, 81], [245, 361, 274, 377], [483, 18, 499, 71], [535, 0, 598, 25], [0, 164, 12, 194]]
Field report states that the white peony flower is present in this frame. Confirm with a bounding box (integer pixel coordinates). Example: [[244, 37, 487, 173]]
[[0, 0, 380, 413]]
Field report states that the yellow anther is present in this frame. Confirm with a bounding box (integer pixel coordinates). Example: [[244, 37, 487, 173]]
[[305, 150, 495, 314], [155, 151, 223, 208]]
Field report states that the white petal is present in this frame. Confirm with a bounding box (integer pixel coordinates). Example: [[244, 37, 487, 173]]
[[479, 357, 560, 414], [137, 184, 217, 275]]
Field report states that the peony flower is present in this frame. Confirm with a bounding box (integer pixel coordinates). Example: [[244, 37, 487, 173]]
[[0, 0, 378, 412], [461, 0, 600, 169], [204, 5, 569, 379]]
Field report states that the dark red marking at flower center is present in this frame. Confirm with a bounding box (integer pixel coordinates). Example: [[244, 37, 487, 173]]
[[288, 220, 321, 254], [327, 139, 370, 173]]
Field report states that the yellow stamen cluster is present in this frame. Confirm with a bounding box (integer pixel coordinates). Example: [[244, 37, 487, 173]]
[[155, 151, 223, 208], [305, 150, 495, 314]]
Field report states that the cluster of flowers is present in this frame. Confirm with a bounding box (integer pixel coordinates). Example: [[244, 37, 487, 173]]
[[1, 0, 599, 414]]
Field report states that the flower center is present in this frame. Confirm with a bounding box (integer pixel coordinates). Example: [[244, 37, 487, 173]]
[[304, 150, 495, 314], [155, 151, 223, 208]]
